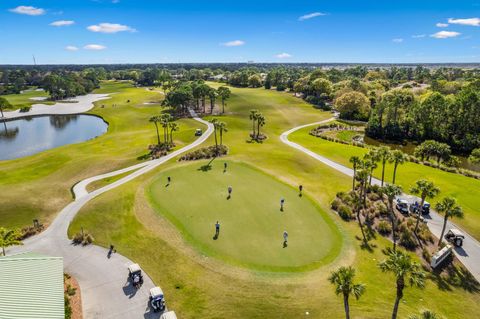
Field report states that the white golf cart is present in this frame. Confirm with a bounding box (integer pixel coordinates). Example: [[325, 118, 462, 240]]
[[128, 263, 144, 289], [195, 128, 203, 136], [445, 228, 465, 247], [395, 198, 409, 215], [149, 286, 166, 312]]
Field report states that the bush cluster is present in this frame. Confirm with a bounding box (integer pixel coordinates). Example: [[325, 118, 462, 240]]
[[179, 145, 228, 161], [72, 231, 94, 246]]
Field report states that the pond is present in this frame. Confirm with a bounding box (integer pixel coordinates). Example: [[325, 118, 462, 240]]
[[0, 115, 108, 161]]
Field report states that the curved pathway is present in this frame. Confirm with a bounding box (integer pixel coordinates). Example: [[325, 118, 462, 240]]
[[8, 110, 214, 319], [280, 119, 480, 282]]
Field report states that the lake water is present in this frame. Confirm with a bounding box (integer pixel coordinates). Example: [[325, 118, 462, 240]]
[[0, 115, 108, 161]]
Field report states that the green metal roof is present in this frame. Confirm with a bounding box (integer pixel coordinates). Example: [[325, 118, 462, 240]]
[[0, 252, 64, 319]]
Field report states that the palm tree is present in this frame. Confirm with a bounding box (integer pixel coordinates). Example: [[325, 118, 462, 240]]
[[208, 87, 217, 113], [217, 86, 231, 114], [210, 118, 219, 153], [160, 114, 172, 143], [356, 168, 369, 207], [349, 156, 361, 191], [249, 109, 259, 137], [435, 196, 463, 247], [378, 249, 426, 319], [0, 227, 22, 256], [364, 149, 379, 185], [352, 191, 369, 247], [328, 266, 366, 319], [0, 97, 12, 118], [377, 146, 391, 186], [410, 180, 440, 235], [409, 310, 441, 319], [149, 115, 162, 144], [217, 121, 228, 145], [383, 184, 403, 251], [168, 122, 179, 144], [256, 113, 266, 139], [390, 150, 407, 184]]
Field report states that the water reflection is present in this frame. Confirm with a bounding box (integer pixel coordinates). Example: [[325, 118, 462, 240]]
[[0, 115, 108, 161]]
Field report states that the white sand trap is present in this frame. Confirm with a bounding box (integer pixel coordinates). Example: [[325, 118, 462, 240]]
[[2, 93, 112, 120], [29, 96, 48, 101]]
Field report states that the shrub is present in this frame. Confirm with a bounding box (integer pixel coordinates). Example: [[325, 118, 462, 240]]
[[331, 198, 341, 210], [179, 145, 228, 161], [72, 231, 94, 246], [377, 220, 392, 235], [375, 202, 388, 216], [422, 247, 432, 263], [338, 205, 353, 221], [399, 228, 417, 249], [19, 106, 31, 113]]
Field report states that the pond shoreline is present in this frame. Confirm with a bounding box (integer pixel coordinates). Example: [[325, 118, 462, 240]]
[[1, 93, 112, 120]]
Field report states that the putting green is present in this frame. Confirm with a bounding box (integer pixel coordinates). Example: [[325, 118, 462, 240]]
[[147, 160, 342, 271]]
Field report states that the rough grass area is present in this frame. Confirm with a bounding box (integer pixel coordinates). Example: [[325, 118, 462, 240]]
[[147, 160, 342, 271], [1, 88, 53, 110]]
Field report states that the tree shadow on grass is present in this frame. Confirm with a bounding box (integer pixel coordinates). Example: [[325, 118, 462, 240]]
[[197, 157, 216, 172], [427, 255, 479, 293]]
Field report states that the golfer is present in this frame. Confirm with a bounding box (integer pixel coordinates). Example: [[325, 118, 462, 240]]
[[215, 221, 220, 236], [299, 185, 303, 193], [283, 230, 288, 243], [224, 162, 228, 170], [167, 176, 171, 183], [280, 198, 285, 211], [228, 186, 232, 195]]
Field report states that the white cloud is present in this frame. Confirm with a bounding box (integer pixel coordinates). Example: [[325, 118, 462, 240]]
[[431, 31, 461, 39], [275, 53, 292, 59], [84, 44, 107, 50], [448, 17, 480, 26], [50, 20, 75, 27], [9, 6, 45, 16], [392, 38, 404, 43], [412, 34, 426, 38], [65, 46, 79, 51], [436, 23, 449, 28], [221, 40, 245, 47], [87, 23, 136, 33], [298, 12, 326, 21]]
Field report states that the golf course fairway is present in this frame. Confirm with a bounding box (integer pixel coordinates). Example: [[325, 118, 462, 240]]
[[147, 160, 342, 271]]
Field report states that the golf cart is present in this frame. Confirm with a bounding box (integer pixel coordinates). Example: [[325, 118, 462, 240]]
[[195, 128, 203, 136], [149, 286, 166, 312], [445, 228, 465, 247], [395, 198, 409, 215], [128, 263, 144, 289], [409, 201, 430, 216]]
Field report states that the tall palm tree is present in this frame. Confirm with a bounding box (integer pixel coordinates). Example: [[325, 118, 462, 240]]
[[356, 168, 369, 207], [0, 97, 12, 118], [383, 184, 403, 251], [352, 189, 368, 246], [249, 109, 259, 137], [256, 113, 266, 139], [0, 227, 22, 256], [390, 150, 407, 184], [410, 180, 440, 235], [168, 122, 179, 144], [208, 87, 217, 113], [217, 121, 228, 145], [149, 115, 162, 144], [364, 149, 380, 185], [210, 118, 219, 153], [435, 196, 463, 247], [328, 266, 366, 319], [160, 114, 172, 143], [377, 146, 391, 186], [217, 86, 231, 114], [349, 156, 361, 191], [378, 249, 426, 319]]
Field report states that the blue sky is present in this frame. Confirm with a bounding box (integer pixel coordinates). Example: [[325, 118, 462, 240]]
[[1, 0, 480, 64]]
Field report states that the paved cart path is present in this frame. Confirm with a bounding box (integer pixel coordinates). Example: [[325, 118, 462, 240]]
[[280, 119, 480, 282], [8, 110, 213, 319]]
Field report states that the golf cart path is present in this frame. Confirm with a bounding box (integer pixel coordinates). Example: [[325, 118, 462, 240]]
[[8, 110, 214, 319], [280, 118, 480, 282], [1, 93, 112, 120]]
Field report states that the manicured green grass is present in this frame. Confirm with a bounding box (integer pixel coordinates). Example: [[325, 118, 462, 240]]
[[147, 160, 342, 271], [0, 81, 202, 228], [69, 84, 480, 318], [1, 88, 53, 110], [290, 125, 480, 240]]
